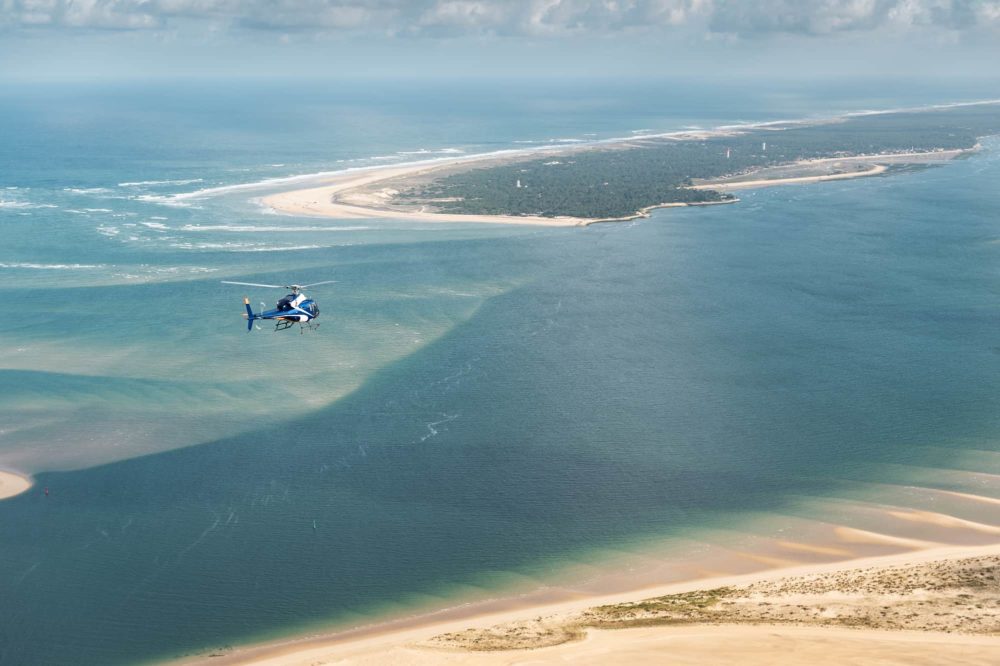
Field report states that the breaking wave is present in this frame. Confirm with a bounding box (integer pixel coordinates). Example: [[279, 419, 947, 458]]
[[169, 241, 327, 252], [0, 199, 58, 210], [180, 224, 369, 232], [118, 178, 204, 187], [63, 187, 113, 195], [0, 262, 105, 270]]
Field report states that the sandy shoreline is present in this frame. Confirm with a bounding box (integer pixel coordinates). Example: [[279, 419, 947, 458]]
[[177, 542, 1000, 665], [260, 157, 591, 227], [0, 469, 32, 500], [690, 149, 969, 191], [691, 163, 889, 190]]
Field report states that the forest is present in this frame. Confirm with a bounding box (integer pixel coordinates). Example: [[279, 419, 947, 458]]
[[396, 104, 1000, 219]]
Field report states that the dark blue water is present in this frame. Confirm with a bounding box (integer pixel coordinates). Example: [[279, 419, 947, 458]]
[[1, 80, 999, 665]]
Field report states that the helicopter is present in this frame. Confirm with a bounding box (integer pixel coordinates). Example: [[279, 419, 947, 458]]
[[221, 280, 336, 332]]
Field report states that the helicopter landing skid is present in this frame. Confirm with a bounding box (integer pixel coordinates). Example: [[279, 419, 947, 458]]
[[273, 320, 320, 333]]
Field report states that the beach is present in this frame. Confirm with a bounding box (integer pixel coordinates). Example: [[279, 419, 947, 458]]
[[0, 470, 31, 500], [260, 150, 601, 227], [178, 543, 1000, 665]]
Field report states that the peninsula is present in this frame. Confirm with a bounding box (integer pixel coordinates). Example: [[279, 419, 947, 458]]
[[263, 102, 1000, 225]]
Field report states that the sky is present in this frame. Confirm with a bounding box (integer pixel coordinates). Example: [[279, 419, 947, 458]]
[[1, 1, 1000, 81]]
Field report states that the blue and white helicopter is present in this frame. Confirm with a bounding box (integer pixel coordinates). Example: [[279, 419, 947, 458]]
[[222, 280, 336, 332]]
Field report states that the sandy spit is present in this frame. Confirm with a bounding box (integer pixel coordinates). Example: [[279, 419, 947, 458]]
[[0, 469, 32, 500]]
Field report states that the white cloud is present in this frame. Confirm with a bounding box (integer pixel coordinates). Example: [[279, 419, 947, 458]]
[[1, 0, 998, 36]]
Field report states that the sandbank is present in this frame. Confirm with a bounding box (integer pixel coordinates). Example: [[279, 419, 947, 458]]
[[690, 148, 970, 191], [691, 164, 889, 190], [0, 469, 32, 500]]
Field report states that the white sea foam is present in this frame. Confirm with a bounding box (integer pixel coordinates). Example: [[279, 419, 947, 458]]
[[110, 265, 220, 281], [135, 194, 198, 208], [118, 178, 204, 187], [96, 225, 120, 236], [141, 221, 169, 230], [0, 262, 105, 270], [138, 265, 219, 275], [83, 208, 113, 213], [180, 224, 369, 232], [398, 148, 466, 156], [169, 241, 326, 252], [239, 244, 326, 252], [0, 199, 57, 210], [64, 187, 113, 195]]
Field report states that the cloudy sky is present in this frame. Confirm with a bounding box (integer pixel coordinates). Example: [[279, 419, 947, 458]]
[[2, 1, 999, 80]]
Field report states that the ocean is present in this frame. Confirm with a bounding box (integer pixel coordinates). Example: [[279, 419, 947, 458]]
[[1, 78, 999, 664]]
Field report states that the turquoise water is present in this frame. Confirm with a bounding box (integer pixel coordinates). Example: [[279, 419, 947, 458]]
[[1, 80, 999, 665]]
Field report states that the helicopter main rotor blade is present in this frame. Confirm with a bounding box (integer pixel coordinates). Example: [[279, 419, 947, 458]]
[[221, 281, 285, 289], [297, 280, 338, 288]]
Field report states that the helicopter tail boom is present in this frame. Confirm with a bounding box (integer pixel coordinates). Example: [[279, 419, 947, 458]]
[[243, 297, 256, 332]]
